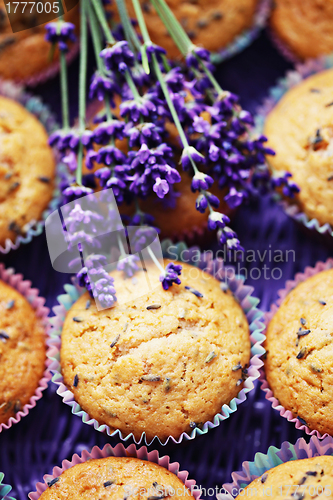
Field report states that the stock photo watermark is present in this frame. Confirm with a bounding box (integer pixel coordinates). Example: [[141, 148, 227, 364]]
[[3, 0, 78, 32]]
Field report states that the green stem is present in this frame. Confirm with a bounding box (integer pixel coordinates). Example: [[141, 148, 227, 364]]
[[59, 52, 69, 129], [150, 0, 224, 97], [76, 0, 88, 185], [115, 0, 141, 52], [131, 0, 151, 44], [147, 245, 164, 273], [149, 0, 188, 54], [152, 53, 189, 150], [91, 0, 115, 44], [117, 233, 127, 256], [125, 70, 141, 100], [87, 0, 104, 72]]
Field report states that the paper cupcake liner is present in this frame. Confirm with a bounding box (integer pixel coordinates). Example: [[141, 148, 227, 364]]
[[255, 55, 333, 241], [22, 42, 80, 88], [211, 0, 272, 64], [0, 79, 62, 254], [0, 473, 14, 500], [48, 240, 265, 446], [219, 435, 333, 499], [0, 263, 51, 433], [268, 25, 302, 64], [259, 258, 333, 440], [29, 442, 202, 500]]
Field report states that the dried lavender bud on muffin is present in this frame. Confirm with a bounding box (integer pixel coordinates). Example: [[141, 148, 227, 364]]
[[38, 456, 196, 500], [109, 0, 258, 60], [0, 96, 56, 247], [0, 0, 79, 81], [270, 0, 333, 60], [61, 261, 251, 441], [235, 456, 333, 499], [0, 279, 46, 425], [265, 268, 333, 436], [264, 68, 333, 228]]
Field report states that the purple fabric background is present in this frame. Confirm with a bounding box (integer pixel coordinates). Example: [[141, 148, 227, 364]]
[[0, 30, 331, 499]]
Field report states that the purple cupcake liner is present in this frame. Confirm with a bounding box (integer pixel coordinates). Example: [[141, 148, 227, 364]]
[[259, 258, 333, 440], [29, 442, 202, 500], [211, 0, 272, 64], [255, 55, 333, 241], [47, 241, 265, 446], [0, 79, 62, 254], [219, 435, 333, 499], [268, 25, 301, 64], [0, 263, 51, 433]]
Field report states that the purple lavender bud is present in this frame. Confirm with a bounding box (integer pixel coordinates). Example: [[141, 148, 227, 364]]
[[96, 145, 127, 166], [196, 193, 208, 213], [100, 41, 135, 73], [191, 172, 214, 192], [153, 177, 169, 198], [93, 120, 125, 145], [181, 146, 205, 171], [205, 192, 220, 209], [95, 167, 111, 187], [89, 71, 120, 102], [185, 46, 210, 68], [207, 211, 230, 230], [145, 43, 166, 62], [62, 185, 93, 204], [85, 150, 98, 170], [117, 254, 140, 277], [45, 21, 76, 52], [160, 262, 182, 290], [224, 187, 244, 209]]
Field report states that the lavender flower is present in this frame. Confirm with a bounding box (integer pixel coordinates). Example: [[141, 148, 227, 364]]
[[160, 263, 182, 290], [117, 254, 140, 277], [191, 172, 214, 192], [89, 71, 120, 103], [181, 146, 205, 171], [100, 41, 135, 73], [45, 21, 76, 52]]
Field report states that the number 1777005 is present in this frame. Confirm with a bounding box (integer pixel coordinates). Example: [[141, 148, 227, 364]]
[[5, 2, 60, 14]]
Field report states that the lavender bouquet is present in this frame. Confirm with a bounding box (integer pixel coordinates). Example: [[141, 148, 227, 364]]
[[45, 0, 298, 304]]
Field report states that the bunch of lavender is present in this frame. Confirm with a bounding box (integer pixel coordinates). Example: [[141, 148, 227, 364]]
[[45, 0, 299, 302]]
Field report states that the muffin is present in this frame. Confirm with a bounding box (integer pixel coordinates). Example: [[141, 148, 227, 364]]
[[264, 68, 333, 228], [0, 278, 47, 425], [235, 456, 333, 499], [270, 0, 333, 61], [264, 268, 333, 436], [60, 260, 251, 441], [109, 0, 259, 60], [38, 456, 196, 500], [0, 0, 79, 82], [0, 95, 56, 247]]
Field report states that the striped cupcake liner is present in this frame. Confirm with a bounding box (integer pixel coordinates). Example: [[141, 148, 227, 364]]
[[0, 473, 14, 500], [0, 263, 51, 433], [255, 55, 333, 242], [211, 0, 272, 64], [268, 25, 302, 64], [259, 258, 333, 440], [47, 240, 265, 446], [29, 442, 202, 500], [219, 435, 333, 499], [0, 79, 62, 254]]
